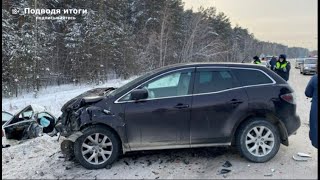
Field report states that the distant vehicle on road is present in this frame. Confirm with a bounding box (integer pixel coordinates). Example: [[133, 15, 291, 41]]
[[300, 58, 317, 75], [295, 58, 305, 69], [260, 60, 268, 67]]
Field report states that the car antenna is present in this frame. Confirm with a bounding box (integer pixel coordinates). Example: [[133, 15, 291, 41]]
[[241, 55, 249, 63]]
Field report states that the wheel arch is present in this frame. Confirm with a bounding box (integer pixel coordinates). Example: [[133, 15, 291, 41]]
[[79, 122, 129, 154], [231, 112, 289, 146]]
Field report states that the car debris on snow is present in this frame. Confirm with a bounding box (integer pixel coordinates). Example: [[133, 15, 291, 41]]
[[297, 152, 312, 158], [146, 159, 152, 166], [183, 159, 190, 165], [222, 161, 232, 168], [218, 169, 231, 175], [123, 160, 129, 165], [292, 155, 309, 161], [293, 152, 312, 161], [223, 174, 228, 178], [35, 171, 45, 176], [49, 151, 61, 158], [152, 171, 159, 175]]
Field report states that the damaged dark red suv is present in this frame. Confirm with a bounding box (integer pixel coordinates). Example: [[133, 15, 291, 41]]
[[55, 63, 301, 169]]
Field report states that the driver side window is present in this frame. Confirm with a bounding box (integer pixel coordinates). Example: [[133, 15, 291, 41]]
[[143, 70, 192, 99], [120, 70, 193, 101]]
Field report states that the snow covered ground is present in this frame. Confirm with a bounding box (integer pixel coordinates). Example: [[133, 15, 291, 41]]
[[2, 65, 318, 179]]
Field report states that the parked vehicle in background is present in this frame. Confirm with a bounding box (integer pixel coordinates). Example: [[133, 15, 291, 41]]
[[300, 58, 317, 75], [55, 63, 301, 169], [260, 60, 268, 67], [295, 58, 305, 69], [265, 56, 277, 69]]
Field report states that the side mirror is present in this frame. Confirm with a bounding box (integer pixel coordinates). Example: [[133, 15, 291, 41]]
[[130, 89, 148, 101]]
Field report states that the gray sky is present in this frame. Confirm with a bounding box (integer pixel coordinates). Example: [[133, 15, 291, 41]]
[[183, 0, 317, 51]]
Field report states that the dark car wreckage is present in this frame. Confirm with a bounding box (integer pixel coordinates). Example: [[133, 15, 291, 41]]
[[55, 63, 300, 169], [3, 104, 57, 140]]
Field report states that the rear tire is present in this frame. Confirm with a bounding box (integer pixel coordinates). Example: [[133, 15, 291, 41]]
[[74, 126, 121, 169], [236, 118, 280, 163]]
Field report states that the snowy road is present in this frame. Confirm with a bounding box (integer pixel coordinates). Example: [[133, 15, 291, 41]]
[[2, 65, 318, 179]]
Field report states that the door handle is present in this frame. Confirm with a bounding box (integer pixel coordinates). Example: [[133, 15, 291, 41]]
[[230, 99, 243, 105], [174, 103, 189, 109]]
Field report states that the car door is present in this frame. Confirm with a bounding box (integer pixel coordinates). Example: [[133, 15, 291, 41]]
[[120, 68, 195, 150], [3, 105, 36, 139], [190, 67, 248, 145]]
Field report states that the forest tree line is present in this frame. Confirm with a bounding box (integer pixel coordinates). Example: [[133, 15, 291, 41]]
[[2, 0, 310, 97]]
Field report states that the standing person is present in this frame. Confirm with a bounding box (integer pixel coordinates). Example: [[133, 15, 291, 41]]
[[305, 66, 318, 149], [253, 56, 261, 64], [269, 56, 277, 70], [274, 54, 291, 81]]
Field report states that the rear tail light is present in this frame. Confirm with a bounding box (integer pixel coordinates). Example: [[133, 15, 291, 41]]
[[280, 93, 296, 104]]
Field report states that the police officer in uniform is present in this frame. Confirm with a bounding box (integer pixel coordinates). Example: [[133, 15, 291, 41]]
[[275, 54, 291, 81], [253, 56, 261, 64]]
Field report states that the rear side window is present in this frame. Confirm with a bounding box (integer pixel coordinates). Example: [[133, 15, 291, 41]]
[[194, 70, 235, 94], [232, 69, 273, 86]]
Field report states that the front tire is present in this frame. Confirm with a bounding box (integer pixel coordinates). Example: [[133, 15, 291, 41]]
[[236, 119, 280, 163], [74, 126, 121, 169]]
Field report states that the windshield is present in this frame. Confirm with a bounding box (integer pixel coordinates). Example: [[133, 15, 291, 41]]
[[108, 74, 148, 97], [296, 59, 304, 63], [304, 59, 317, 64], [108, 71, 159, 97]]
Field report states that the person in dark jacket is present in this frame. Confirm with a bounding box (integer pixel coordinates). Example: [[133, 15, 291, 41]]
[[275, 54, 291, 81], [253, 56, 261, 64], [305, 69, 318, 149], [269, 56, 277, 70]]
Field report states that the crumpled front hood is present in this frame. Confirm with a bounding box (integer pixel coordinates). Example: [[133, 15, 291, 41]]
[[61, 87, 115, 112]]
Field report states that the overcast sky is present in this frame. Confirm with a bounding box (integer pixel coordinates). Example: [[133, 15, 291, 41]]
[[183, 0, 317, 51]]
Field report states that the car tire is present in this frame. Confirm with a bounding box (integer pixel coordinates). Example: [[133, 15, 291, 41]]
[[236, 118, 280, 163], [74, 126, 121, 169]]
